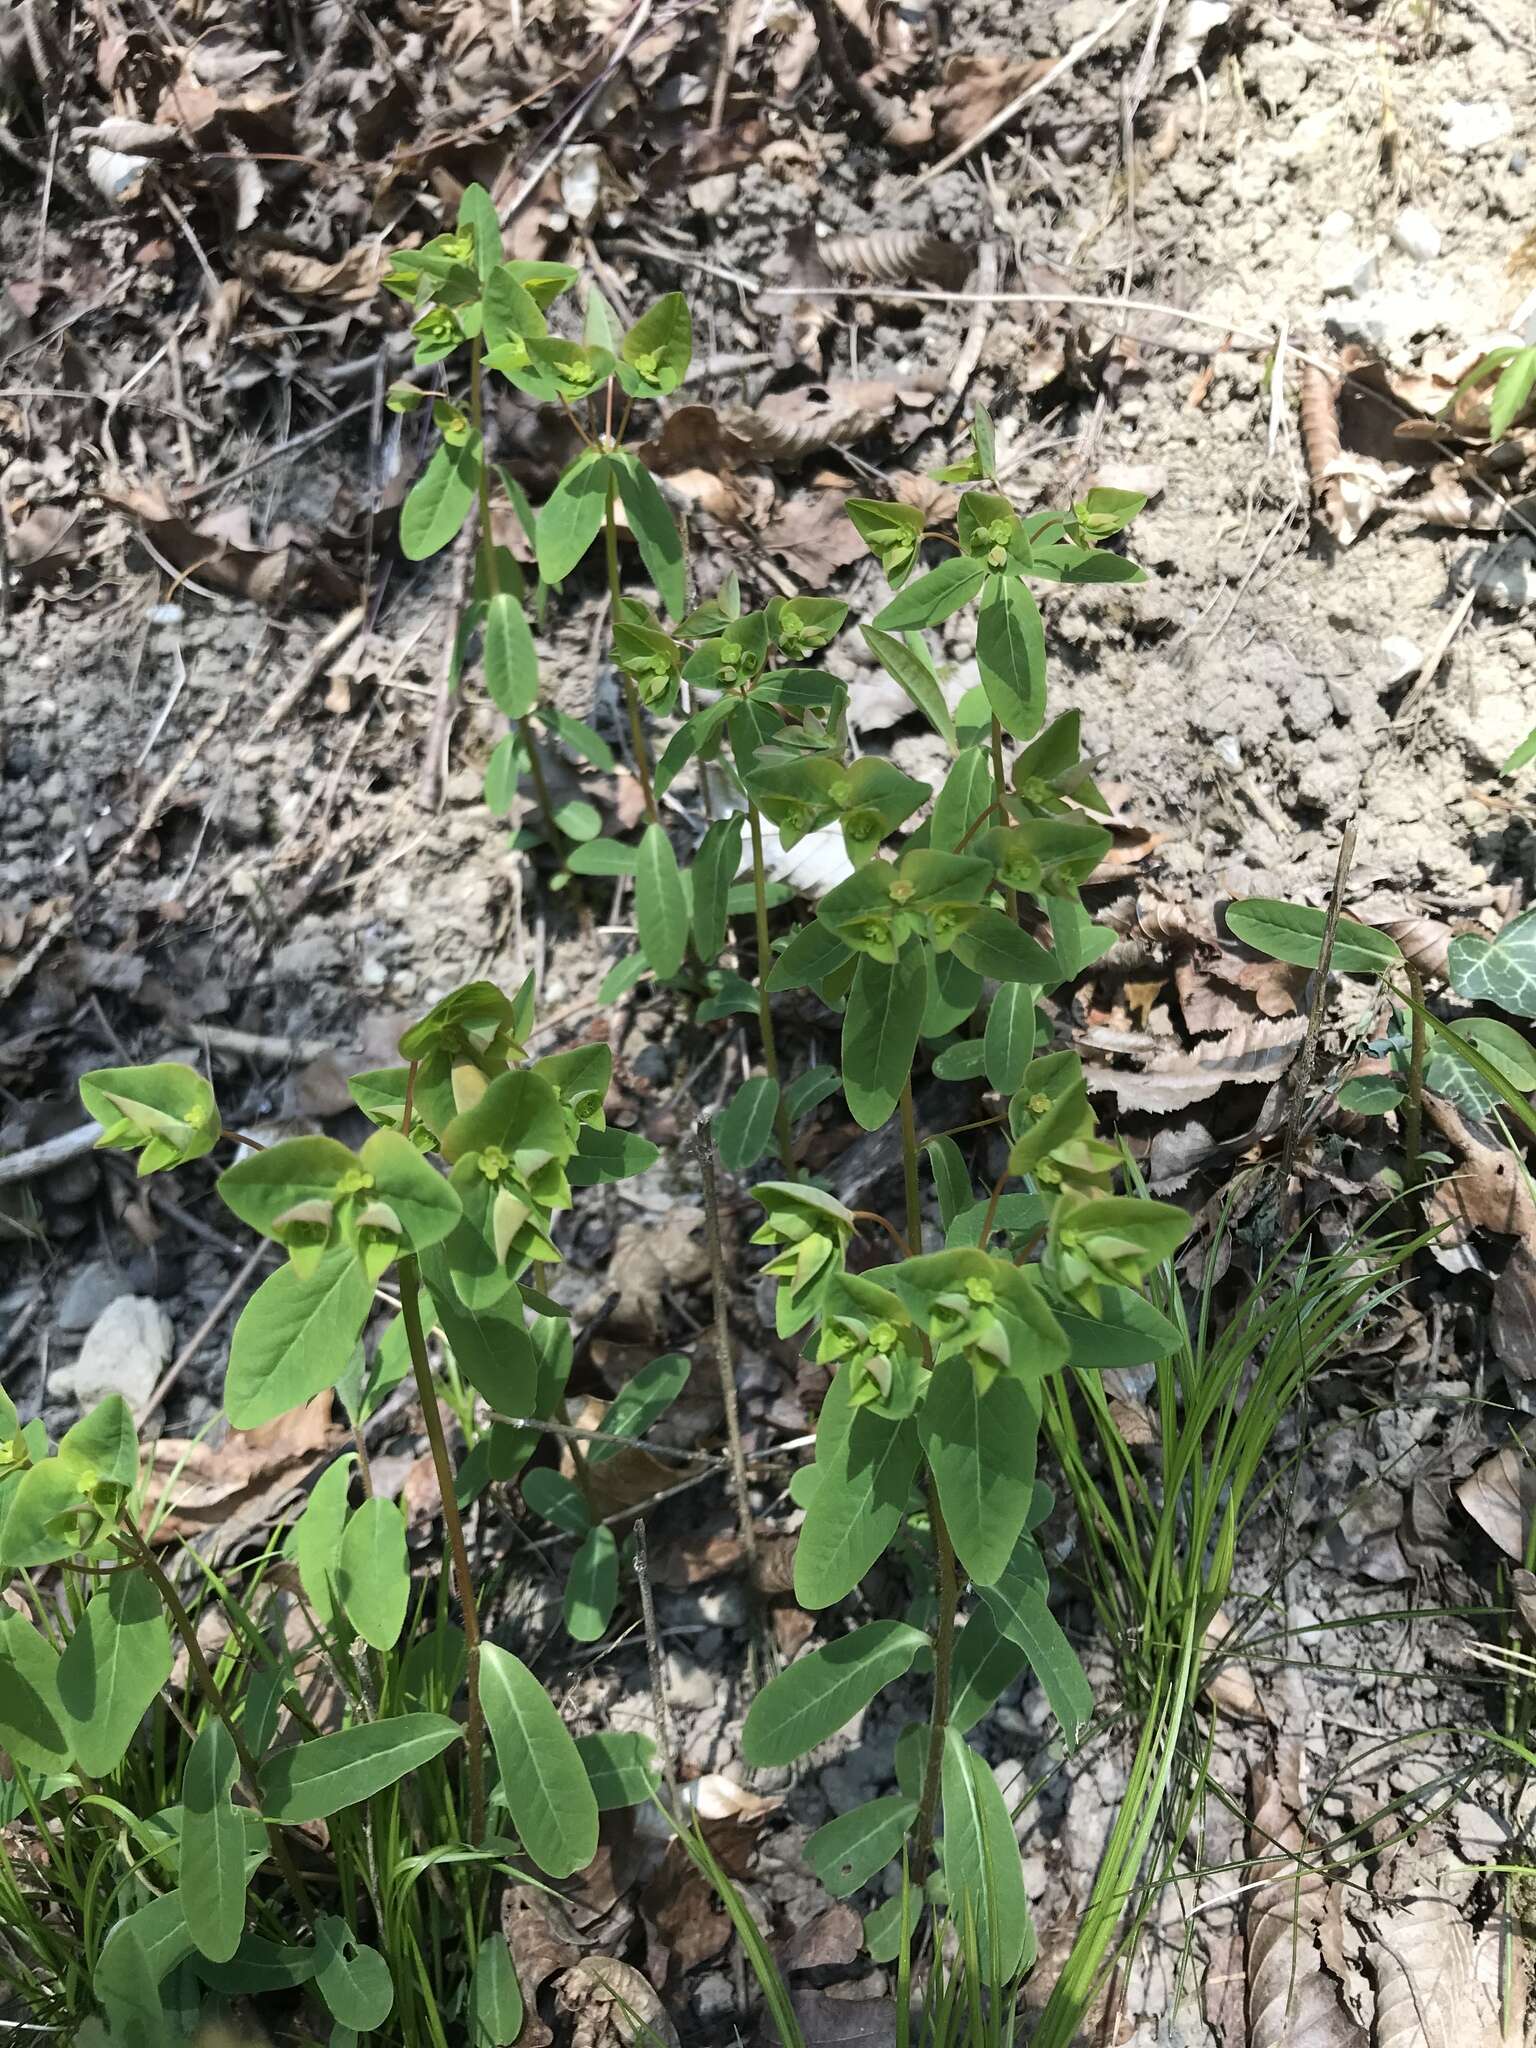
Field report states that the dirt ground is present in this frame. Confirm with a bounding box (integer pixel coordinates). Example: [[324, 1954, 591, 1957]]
[[4, 0, 1536, 2038]]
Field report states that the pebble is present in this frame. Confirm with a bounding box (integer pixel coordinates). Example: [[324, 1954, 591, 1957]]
[[56, 1258, 127, 1333], [1318, 241, 1378, 298], [1439, 98, 1513, 154], [51, 1295, 172, 1412], [1391, 206, 1441, 261], [1379, 634, 1422, 684]]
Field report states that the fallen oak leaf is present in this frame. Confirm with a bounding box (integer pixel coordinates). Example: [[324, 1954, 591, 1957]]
[[1423, 1096, 1536, 1241], [244, 240, 391, 304], [1081, 1015, 1306, 1115], [556, 1958, 679, 2048]]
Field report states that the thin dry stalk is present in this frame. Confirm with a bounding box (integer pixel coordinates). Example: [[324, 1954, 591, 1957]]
[[633, 1518, 680, 1808], [1275, 819, 1356, 1197], [692, 1124, 763, 1618]]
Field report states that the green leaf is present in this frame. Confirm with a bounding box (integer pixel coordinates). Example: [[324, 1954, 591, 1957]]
[[920, 1361, 1039, 1587], [931, 747, 994, 855], [0, 1458, 87, 1570], [484, 594, 539, 719], [1051, 1284, 1182, 1371], [58, 1569, 173, 1775], [795, 1370, 923, 1609], [225, 1248, 374, 1431], [480, 1643, 599, 1877], [951, 908, 1058, 984], [635, 823, 689, 980], [458, 183, 503, 279], [294, 1455, 354, 1629], [95, 1893, 193, 2048], [785, 1065, 841, 1123], [926, 1135, 973, 1231], [401, 434, 481, 561], [873, 557, 987, 631], [691, 813, 744, 963], [1226, 897, 1402, 974], [576, 1729, 661, 1809], [315, 1917, 395, 2031], [1338, 1074, 1405, 1114], [590, 1353, 690, 1465], [618, 292, 693, 396], [940, 1727, 1032, 1984], [714, 1075, 781, 1171], [976, 574, 1046, 741], [567, 839, 638, 877], [951, 1608, 1029, 1734], [521, 1468, 591, 1536], [470, 1931, 524, 2046], [859, 627, 957, 748], [1490, 346, 1536, 440], [1447, 908, 1536, 1018], [567, 1125, 662, 1187], [180, 1720, 247, 1963], [612, 452, 687, 620], [843, 945, 927, 1132], [742, 1621, 929, 1767], [564, 1525, 619, 1641], [259, 1714, 461, 1822], [337, 1497, 411, 1651], [933, 1040, 988, 1082], [979, 1549, 1093, 1744], [1504, 724, 1536, 776], [536, 450, 610, 584], [58, 1393, 138, 1491], [77, 1058, 220, 1176], [767, 918, 851, 992], [421, 1246, 539, 1415], [0, 1612, 72, 1770], [984, 982, 1037, 1093], [805, 1795, 918, 1898]]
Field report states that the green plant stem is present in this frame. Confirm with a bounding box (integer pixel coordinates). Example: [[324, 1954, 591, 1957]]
[[397, 1254, 486, 1846], [603, 473, 659, 824], [469, 339, 562, 853], [1402, 957, 1425, 1195], [989, 717, 1018, 921], [119, 1527, 316, 1918], [913, 1488, 959, 1880], [900, 1075, 959, 1885], [747, 800, 797, 1175]]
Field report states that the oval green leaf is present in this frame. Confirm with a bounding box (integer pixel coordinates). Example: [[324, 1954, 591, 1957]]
[[742, 1620, 929, 1767], [480, 1643, 599, 1878], [257, 1714, 461, 1823]]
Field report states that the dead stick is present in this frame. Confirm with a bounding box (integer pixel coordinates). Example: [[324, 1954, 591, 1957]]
[[633, 1518, 680, 1810], [254, 605, 365, 739], [1275, 820, 1357, 1195]]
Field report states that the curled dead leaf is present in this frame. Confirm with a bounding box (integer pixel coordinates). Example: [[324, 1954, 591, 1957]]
[[100, 474, 360, 608], [141, 1393, 339, 1556], [1082, 1014, 1305, 1115], [502, 1886, 582, 2048], [556, 1958, 678, 2048], [245, 240, 390, 303], [818, 229, 971, 290], [1423, 1097, 1536, 1242], [1246, 1767, 1367, 2048], [932, 53, 1051, 151], [1456, 1444, 1532, 1560]]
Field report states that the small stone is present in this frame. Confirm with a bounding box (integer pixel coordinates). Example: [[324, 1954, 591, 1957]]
[[1391, 206, 1441, 261], [56, 1259, 129, 1332], [1253, 50, 1308, 110], [1379, 634, 1422, 684], [1454, 1802, 1507, 1862], [272, 933, 333, 979], [1439, 98, 1513, 154], [52, 1296, 172, 1412], [1318, 209, 1355, 239], [1212, 734, 1243, 770], [1318, 240, 1378, 297], [661, 1652, 716, 1711], [360, 957, 389, 989]]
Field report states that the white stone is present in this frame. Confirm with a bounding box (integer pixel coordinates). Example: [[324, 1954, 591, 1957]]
[[1391, 206, 1441, 261], [1439, 99, 1514, 155], [56, 1259, 127, 1333], [1379, 634, 1422, 684], [53, 1296, 172, 1412], [1318, 241, 1378, 297], [1318, 209, 1355, 240]]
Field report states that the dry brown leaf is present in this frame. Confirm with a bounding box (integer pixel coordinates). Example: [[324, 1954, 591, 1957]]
[[1082, 1015, 1305, 1115], [719, 377, 941, 465], [100, 474, 358, 607], [1203, 1611, 1265, 1722], [932, 53, 1051, 150], [784, 1902, 862, 1971], [762, 488, 871, 581], [1423, 1097, 1536, 1241], [245, 241, 390, 303], [1456, 1445, 1532, 1559], [502, 1886, 582, 2048], [818, 229, 970, 290], [1370, 1896, 1502, 2048], [639, 1839, 733, 1973], [683, 1774, 780, 1823], [556, 1958, 678, 2048], [1376, 915, 1454, 980], [602, 1209, 708, 1338], [1493, 1244, 1536, 1381], [1246, 1767, 1368, 2048], [142, 1394, 339, 1554]]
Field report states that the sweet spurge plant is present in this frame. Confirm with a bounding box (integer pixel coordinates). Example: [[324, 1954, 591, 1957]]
[[0, 221, 1201, 2039]]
